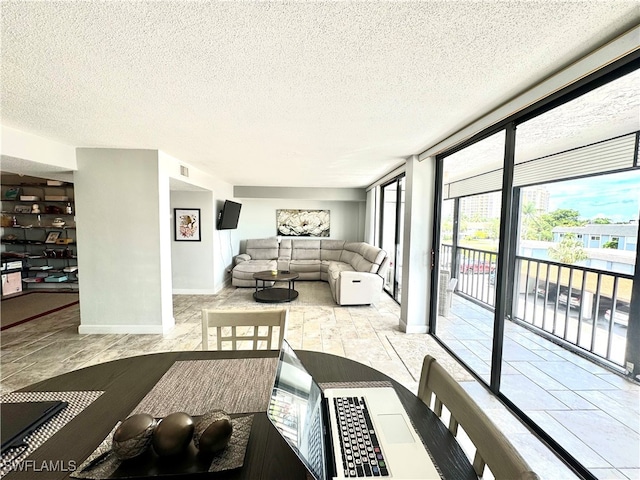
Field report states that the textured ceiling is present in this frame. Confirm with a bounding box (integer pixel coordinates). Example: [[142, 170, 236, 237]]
[[2, 1, 639, 188]]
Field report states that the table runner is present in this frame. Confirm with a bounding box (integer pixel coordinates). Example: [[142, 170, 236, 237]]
[[131, 357, 278, 416], [0, 390, 104, 478]]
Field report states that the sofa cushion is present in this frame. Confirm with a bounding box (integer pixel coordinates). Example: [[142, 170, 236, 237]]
[[327, 261, 355, 280], [234, 253, 251, 265], [291, 240, 320, 260], [321, 240, 345, 261], [289, 259, 321, 274], [246, 238, 279, 260], [342, 242, 384, 274], [360, 243, 386, 267], [339, 248, 358, 267], [233, 259, 277, 278], [278, 238, 292, 260]]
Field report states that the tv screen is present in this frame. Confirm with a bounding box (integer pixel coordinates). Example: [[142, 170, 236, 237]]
[[217, 200, 242, 230]]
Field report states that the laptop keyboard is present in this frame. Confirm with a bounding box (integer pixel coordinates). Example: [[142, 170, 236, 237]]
[[334, 396, 389, 477]]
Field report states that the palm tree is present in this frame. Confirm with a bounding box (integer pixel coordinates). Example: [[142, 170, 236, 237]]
[[521, 201, 543, 240]]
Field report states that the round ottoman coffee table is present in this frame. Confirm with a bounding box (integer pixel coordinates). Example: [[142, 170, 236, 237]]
[[253, 270, 299, 303]]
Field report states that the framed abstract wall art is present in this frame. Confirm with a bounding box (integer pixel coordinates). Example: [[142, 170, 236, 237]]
[[276, 209, 330, 237], [174, 208, 201, 241]]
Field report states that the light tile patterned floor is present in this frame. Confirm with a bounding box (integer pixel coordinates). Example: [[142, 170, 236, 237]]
[[1, 284, 637, 479]]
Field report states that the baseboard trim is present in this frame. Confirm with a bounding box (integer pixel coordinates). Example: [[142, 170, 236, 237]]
[[172, 288, 217, 295], [78, 323, 174, 335], [173, 278, 230, 295], [399, 319, 428, 334]]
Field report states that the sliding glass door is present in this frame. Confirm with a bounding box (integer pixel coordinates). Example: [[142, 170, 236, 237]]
[[380, 175, 405, 302], [433, 131, 506, 384], [430, 62, 640, 479]]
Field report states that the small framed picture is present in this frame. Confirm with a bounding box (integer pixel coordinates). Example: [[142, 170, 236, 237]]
[[14, 205, 32, 213], [45, 231, 61, 244], [174, 208, 201, 242]]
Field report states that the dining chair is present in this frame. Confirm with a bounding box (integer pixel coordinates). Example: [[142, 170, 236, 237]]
[[417, 355, 539, 480], [201, 308, 288, 351]]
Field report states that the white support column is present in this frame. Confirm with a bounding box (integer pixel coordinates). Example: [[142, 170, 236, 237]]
[[75, 148, 174, 334], [400, 155, 435, 333]]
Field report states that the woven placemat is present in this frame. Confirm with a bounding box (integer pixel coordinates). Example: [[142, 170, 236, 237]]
[[72, 415, 253, 479], [0, 390, 104, 478], [131, 357, 278, 416]]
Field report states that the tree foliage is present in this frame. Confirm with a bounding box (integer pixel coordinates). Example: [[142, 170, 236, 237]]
[[523, 208, 585, 241], [548, 234, 588, 264], [545, 209, 583, 226]]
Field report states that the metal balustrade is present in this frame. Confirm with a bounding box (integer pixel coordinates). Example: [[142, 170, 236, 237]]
[[439, 244, 631, 367]]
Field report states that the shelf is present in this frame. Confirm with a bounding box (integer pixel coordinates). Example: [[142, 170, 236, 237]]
[[1, 211, 75, 215], [2, 183, 70, 187], [30, 268, 76, 274], [1, 199, 74, 203], [1, 226, 76, 230], [1, 240, 46, 245], [2, 177, 78, 293], [3, 253, 78, 258], [22, 278, 78, 284], [1, 242, 77, 248]]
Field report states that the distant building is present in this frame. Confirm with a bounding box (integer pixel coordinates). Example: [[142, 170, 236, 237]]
[[519, 239, 636, 275], [521, 187, 550, 213], [552, 224, 638, 251], [459, 192, 501, 220]]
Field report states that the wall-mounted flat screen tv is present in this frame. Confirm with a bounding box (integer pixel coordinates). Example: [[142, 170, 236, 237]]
[[217, 200, 242, 230]]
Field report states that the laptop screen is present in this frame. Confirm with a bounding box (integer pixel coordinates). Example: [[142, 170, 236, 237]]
[[267, 341, 327, 480]]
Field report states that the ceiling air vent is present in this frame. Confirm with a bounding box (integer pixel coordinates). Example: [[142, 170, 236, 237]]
[[180, 165, 189, 177]]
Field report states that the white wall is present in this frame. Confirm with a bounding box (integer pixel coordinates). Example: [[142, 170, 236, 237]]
[[160, 150, 235, 294], [75, 148, 174, 334], [234, 198, 365, 247], [170, 190, 217, 294]]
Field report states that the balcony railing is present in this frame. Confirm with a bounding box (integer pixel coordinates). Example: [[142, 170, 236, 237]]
[[440, 244, 631, 367]]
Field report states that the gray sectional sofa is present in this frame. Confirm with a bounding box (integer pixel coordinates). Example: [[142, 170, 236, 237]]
[[232, 238, 388, 305]]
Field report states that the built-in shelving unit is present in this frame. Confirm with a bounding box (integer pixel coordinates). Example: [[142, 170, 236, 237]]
[[1, 175, 78, 295]]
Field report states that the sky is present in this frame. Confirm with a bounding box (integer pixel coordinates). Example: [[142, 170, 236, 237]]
[[545, 170, 640, 223]]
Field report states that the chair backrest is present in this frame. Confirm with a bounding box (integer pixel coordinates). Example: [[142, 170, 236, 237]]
[[201, 308, 288, 351], [418, 355, 539, 480]]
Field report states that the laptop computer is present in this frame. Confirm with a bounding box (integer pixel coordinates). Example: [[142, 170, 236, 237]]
[[1, 401, 68, 454], [267, 340, 440, 480]]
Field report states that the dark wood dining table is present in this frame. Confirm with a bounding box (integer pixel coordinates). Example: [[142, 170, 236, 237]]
[[4, 350, 476, 479]]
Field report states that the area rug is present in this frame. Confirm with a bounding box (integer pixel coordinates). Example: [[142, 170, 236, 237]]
[[1, 292, 79, 330], [220, 281, 335, 308]]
